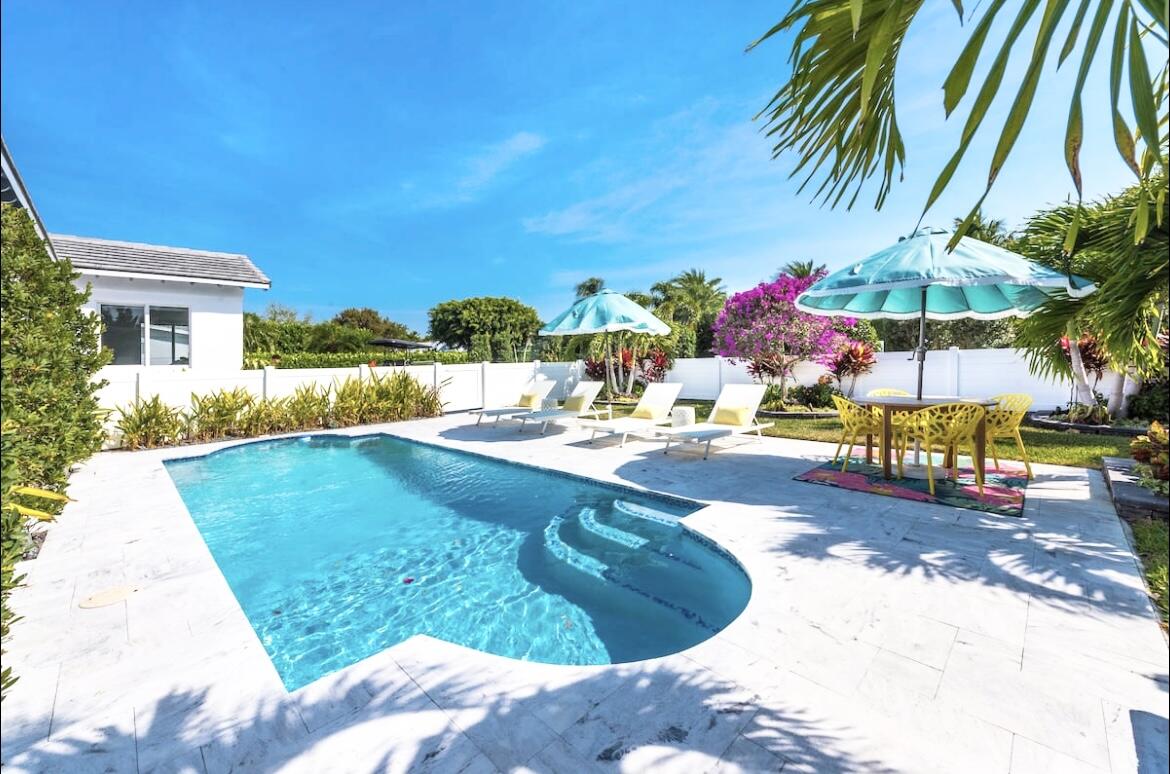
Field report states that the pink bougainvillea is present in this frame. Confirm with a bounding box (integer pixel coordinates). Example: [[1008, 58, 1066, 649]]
[[712, 273, 863, 399]]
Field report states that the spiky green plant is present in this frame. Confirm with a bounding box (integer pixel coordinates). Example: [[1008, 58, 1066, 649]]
[[186, 388, 255, 441], [115, 396, 187, 449]]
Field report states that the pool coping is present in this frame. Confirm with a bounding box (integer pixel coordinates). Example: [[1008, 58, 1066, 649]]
[[4, 415, 1168, 773]]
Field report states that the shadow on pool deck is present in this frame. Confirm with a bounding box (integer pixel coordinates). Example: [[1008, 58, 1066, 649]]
[[4, 656, 910, 772]]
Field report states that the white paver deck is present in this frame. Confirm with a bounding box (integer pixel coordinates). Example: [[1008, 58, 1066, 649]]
[[1, 414, 1166, 773]]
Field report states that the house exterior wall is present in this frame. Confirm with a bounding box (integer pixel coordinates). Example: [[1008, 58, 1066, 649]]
[[75, 273, 245, 371]]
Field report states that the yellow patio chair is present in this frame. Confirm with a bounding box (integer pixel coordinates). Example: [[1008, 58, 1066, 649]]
[[830, 395, 885, 472], [900, 402, 986, 496], [986, 393, 1034, 479]]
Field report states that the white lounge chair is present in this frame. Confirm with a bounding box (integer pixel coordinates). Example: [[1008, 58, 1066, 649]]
[[517, 381, 608, 434], [580, 382, 683, 447], [659, 384, 772, 459], [469, 378, 555, 425]]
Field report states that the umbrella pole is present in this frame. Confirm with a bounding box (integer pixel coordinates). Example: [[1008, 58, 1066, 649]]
[[913, 287, 928, 465], [915, 287, 927, 401]]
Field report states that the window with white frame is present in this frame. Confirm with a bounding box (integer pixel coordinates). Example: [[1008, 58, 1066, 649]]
[[100, 304, 190, 365]]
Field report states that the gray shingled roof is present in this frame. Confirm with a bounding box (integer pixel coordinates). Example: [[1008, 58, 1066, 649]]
[[50, 234, 270, 288]]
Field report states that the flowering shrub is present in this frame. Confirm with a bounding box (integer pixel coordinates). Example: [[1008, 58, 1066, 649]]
[[712, 273, 862, 399], [639, 348, 672, 383]]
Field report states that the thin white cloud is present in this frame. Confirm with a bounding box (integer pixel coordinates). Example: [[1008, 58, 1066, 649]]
[[455, 131, 546, 197]]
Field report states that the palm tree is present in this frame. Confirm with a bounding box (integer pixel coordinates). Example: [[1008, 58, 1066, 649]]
[[1015, 174, 1168, 413], [777, 260, 827, 279], [661, 269, 727, 325], [574, 277, 605, 298], [952, 212, 1011, 247], [750, 1, 1167, 246]]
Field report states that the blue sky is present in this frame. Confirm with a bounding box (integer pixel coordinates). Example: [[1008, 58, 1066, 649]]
[[1, 1, 1139, 333]]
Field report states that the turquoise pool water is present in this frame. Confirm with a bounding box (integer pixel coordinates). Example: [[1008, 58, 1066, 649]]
[[165, 435, 751, 690]]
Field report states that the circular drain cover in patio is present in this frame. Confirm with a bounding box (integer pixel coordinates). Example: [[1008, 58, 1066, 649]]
[[78, 586, 138, 608]]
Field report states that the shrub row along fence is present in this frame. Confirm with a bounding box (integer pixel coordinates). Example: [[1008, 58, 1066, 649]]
[[115, 371, 443, 449], [99, 348, 1082, 443]]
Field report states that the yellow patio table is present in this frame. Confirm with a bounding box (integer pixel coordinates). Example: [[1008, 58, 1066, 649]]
[[853, 395, 998, 480]]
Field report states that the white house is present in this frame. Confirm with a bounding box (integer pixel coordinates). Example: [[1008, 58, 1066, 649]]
[[4, 135, 270, 371], [52, 235, 270, 370]]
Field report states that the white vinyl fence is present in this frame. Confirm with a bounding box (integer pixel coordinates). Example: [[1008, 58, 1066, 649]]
[[95, 347, 1088, 421]]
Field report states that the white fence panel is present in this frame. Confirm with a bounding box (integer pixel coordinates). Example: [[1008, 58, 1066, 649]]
[[482, 363, 537, 408], [535, 361, 582, 400], [438, 364, 483, 412], [142, 369, 265, 411], [95, 368, 139, 412], [266, 367, 357, 398], [666, 358, 722, 399]]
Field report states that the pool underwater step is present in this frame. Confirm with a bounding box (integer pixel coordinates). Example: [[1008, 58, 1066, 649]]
[[578, 507, 649, 549], [542, 510, 720, 634], [613, 499, 684, 526], [544, 515, 609, 581]]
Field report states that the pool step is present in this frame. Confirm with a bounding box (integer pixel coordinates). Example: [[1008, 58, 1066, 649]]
[[613, 499, 683, 527], [544, 515, 609, 581], [578, 508, 648, 550]]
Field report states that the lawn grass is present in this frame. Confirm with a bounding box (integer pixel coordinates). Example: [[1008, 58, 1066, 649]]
[[1129, 518, 1169, 626], [606, 399, 1132, 469]]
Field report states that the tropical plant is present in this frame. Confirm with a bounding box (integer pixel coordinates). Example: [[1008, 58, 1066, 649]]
[[186, 388, 255, 441], [115, 396, 188, 449], [1015, 175, 1168, 411], [713, 273, 862, 400], [285, 384, 331, 430], [827, 342, 878, 397], [750, 1, 1168, 246]]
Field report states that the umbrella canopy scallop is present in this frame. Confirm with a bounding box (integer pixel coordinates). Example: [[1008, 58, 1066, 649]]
[[540, 289, 671, 336], [796, 227, 1095, 320]]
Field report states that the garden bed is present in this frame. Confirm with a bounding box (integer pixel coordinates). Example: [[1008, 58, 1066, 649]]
[[757, 409, 839, 419], [1025, 412, 1147, 437], [1102, 456, 1170, 522]]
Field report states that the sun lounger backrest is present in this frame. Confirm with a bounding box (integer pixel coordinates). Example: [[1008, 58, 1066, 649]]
[[568, 380, 604, 408], [635, 382, 683, 418], [710, 383, 767, 425]]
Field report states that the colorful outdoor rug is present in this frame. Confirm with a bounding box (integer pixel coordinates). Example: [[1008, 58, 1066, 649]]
[[795, 458, 1028, 517]]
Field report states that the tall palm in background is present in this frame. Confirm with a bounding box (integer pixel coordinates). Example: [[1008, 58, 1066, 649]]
[[777, 259, 827, 279], [750, 1, 1167, 245], [575, 277, 605, 298], [658, 269, 727, 324]]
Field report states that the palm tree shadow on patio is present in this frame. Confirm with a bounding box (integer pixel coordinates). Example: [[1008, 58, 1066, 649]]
[[609, 448, 1167, 626], [6, 656, 905, 773]]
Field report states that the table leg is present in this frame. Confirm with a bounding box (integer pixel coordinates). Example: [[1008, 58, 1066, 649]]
[[865, 434, 873, 464], [882, 407, 893, 479], [976, 415, 987, 478]]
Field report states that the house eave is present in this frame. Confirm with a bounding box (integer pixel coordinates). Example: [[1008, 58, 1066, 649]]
[[75, 267, 271, 290]]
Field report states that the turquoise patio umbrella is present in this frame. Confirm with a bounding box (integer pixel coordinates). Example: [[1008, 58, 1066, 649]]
[[540, 289, 670, 393], [796, 226, 1095, 398]]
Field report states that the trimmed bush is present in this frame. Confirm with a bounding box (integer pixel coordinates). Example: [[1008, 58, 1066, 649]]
[[1, 204, 109, 696], [243, 350, 468, 369]]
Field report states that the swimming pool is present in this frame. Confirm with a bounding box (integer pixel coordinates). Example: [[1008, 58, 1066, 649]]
[[165, 434, 751, 690]]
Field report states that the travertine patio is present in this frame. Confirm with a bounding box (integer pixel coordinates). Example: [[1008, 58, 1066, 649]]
[[1, 413, 1166, 773]]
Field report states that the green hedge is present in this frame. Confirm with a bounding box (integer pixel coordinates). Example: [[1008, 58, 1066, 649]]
[[1, 205, 109, 697], [243, 350, 470, 369]]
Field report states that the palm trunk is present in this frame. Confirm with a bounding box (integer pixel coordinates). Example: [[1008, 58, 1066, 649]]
[[1066, 326, 1095, 404], [604, 335, 617, 396]]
